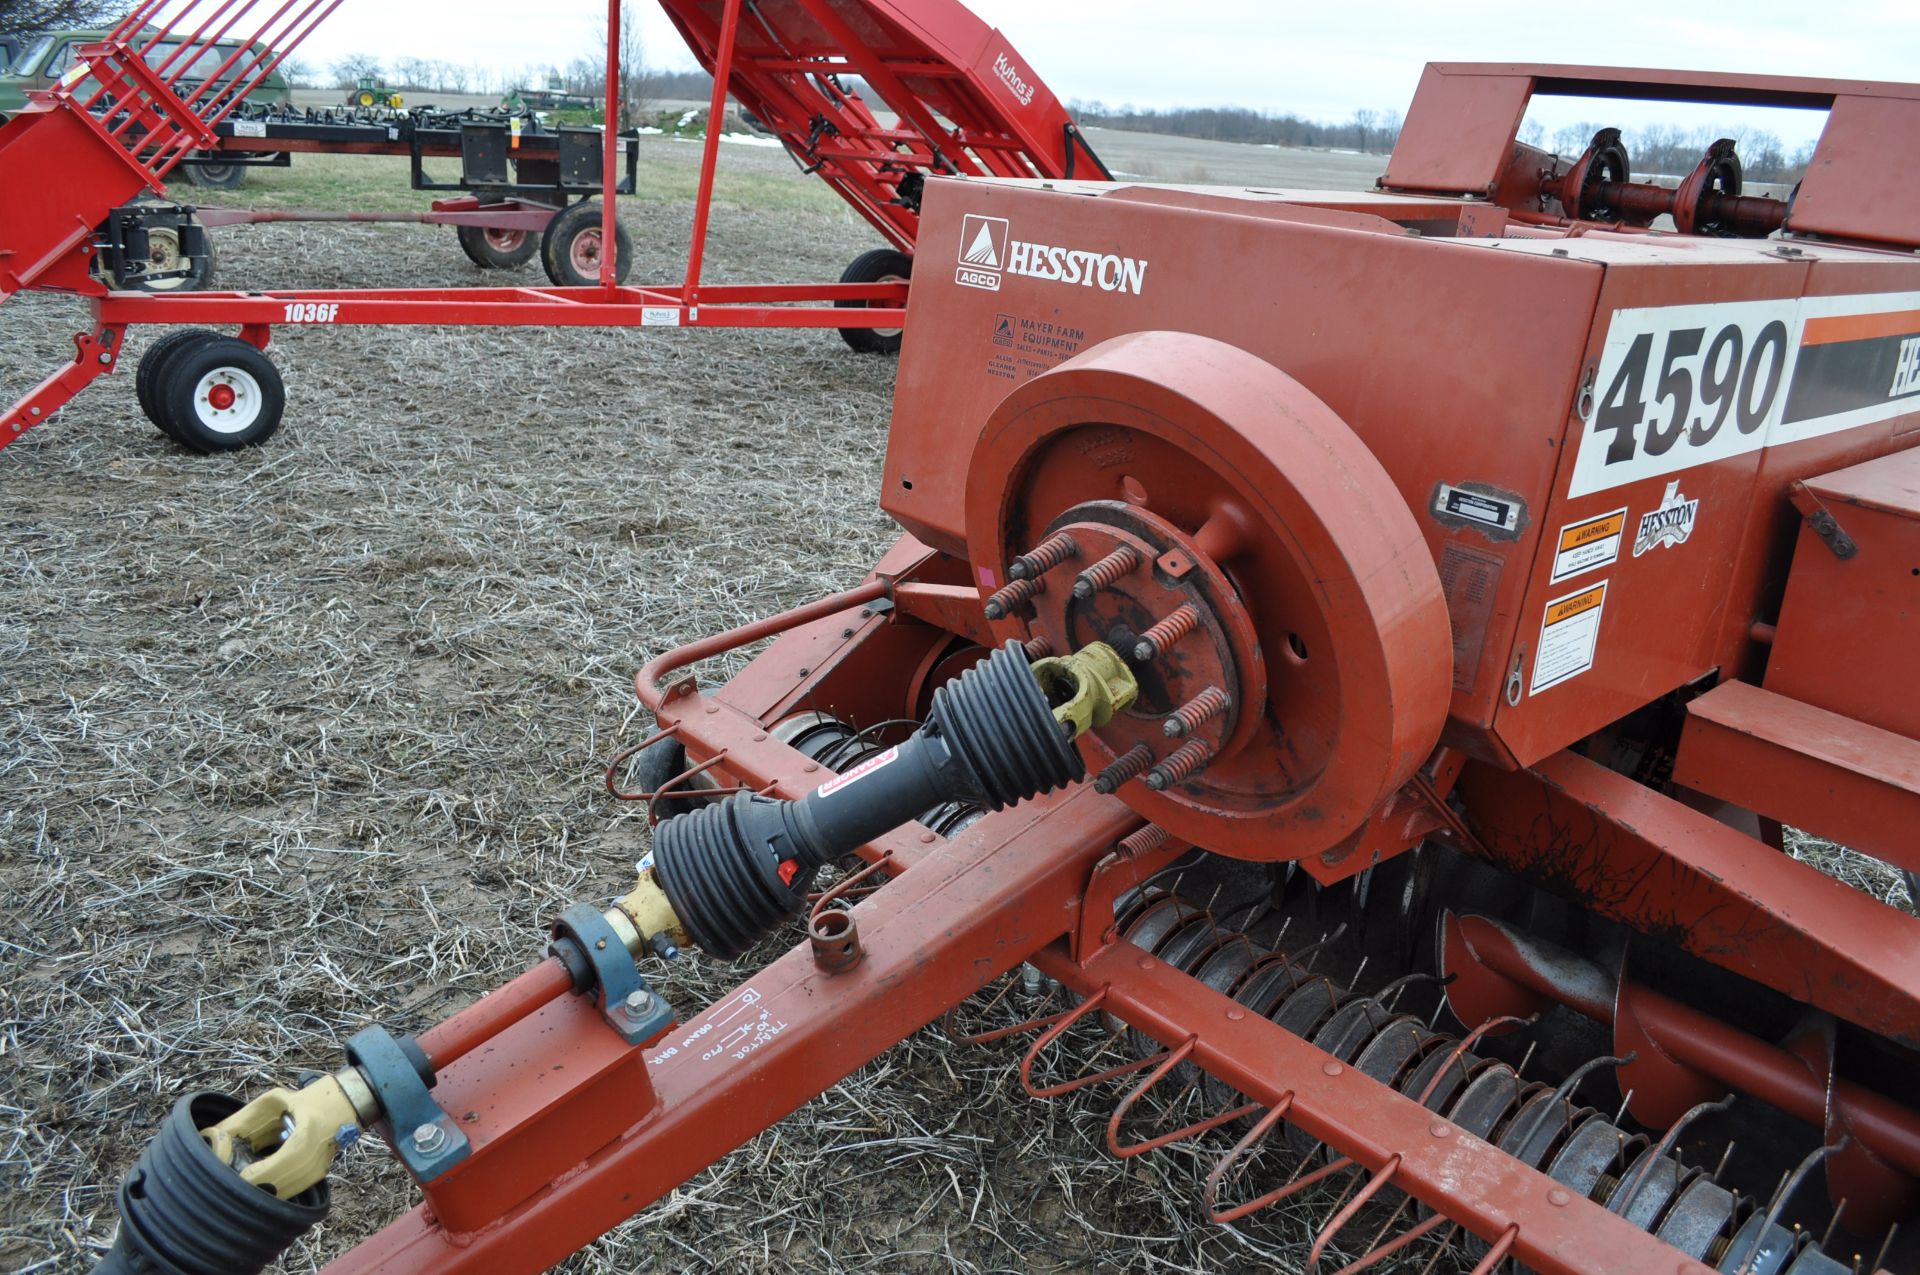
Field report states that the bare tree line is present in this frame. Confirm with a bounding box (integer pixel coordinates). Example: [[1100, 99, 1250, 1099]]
[[1066, 99, 1810, 183], [308, 56, 712, 108], [1070, 101, 1405, 154], [0, 0, 128, 38]]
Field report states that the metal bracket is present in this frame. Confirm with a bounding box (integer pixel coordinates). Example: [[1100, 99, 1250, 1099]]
[[1790, 482, 1858, 560], [550, 903, 674, 1045], [345, 1026, 470, 1183], [1807, 506, 1857, 559]]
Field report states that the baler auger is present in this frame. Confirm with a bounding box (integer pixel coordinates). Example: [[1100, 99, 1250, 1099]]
[[94, 64, 1920, 1275]]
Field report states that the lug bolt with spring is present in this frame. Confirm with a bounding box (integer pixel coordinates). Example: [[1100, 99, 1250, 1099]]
[[1093, 743, 1155, 794], [1164, 686, 1229, 738], [1022, 634, 1054, 662], [1073, 545, 1140, 599], [1119, 824, 1170, 856], [1006, 531, 1080, 581], [1145, 738, 1214, 791], [1133, 603, 1201, 661], [984, 576, 1044, 620]]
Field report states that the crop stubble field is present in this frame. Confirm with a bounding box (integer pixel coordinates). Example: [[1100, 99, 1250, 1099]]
[[2, 131, 1908, 1275]]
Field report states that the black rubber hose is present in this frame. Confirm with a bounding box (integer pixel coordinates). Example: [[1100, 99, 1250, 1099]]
[[653, 642, 1083, 957], [97, 1092, 329, 1275]]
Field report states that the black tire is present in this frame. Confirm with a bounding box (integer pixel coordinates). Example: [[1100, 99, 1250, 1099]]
[[540, 202, 633, 287], [123, 221, 217, 293], [631, 733, 706, 823], [458, 223, 539, 270], [136, 329, 224, 439], [181, 153, 246, 189], [155, 337, 286, 453], [835, 248, 912, 354]]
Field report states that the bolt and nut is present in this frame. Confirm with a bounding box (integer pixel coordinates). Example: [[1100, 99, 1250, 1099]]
[[624, 988, 655, 1014], [412, 1122, 447, 1154]]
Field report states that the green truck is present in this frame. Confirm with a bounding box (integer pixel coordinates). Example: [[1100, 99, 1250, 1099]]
[[0, 27, 291, 186]]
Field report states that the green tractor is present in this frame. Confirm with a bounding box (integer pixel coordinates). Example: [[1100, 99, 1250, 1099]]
[[345, 72, 403, 109]]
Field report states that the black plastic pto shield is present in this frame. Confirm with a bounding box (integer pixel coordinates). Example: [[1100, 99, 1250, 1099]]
[[96, 1092, 330, 1275], [652, 641, 1084, 957]]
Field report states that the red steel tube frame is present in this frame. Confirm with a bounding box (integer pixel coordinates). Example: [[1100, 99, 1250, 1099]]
[[4, 0, 1082, 454], [310, 585, 1781, 1275]]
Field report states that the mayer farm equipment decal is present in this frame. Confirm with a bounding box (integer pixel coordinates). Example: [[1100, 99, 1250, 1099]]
[[1568, 291, 1920, 496]]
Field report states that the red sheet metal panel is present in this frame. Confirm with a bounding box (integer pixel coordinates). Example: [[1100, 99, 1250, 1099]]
[[1672, 679, 1920, 873], [1459, 748, 1920, 1048], [882, 177, 1920, 771], [1764, 445, 1920, 737], [1383, 65, 1920, 250]]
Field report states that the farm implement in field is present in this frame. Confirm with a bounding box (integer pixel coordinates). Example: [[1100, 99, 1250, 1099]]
[[0, 0, 1105, 454], [93, 63, 1920, 1275], [167, 101, 649, 283]]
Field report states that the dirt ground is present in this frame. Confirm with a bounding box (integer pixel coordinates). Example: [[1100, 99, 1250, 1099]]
[[0, 135, 1414, 1274], [3, 133, 1911, 1275]]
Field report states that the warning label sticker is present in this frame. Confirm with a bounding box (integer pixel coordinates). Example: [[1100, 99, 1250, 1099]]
[[1531, 581, 1607, 695], [1549, 508, 1627, 584], [816, 745, 900, 798]]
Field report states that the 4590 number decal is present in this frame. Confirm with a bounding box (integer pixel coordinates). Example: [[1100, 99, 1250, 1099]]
[[1567, 292, 1920, 497], [1568, 299, 1797, 496]]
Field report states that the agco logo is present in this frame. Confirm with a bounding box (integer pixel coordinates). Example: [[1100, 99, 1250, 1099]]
[[955, 214, 1010, 291], [955, 213, 1148, 296]]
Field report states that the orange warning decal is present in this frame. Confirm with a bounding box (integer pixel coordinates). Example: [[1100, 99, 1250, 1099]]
[[1544, 585, 1605, 625], [1558, 511, 1625, 551]]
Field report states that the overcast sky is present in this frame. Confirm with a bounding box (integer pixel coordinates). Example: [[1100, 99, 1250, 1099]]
[[294, 0, 1917, 148]]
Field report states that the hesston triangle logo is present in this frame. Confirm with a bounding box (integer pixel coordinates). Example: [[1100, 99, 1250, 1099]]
[[963, 218, 1002, 268], [955, 214, 1010, 291], [953, 212, 1147, 296]]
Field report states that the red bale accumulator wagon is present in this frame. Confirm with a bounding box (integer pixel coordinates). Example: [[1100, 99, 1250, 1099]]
[[83, 61, 1920, 1275], [0, 0, 1106, 454]]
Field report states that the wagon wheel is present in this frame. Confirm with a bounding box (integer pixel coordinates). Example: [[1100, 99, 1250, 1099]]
[[121, 221, 218, 293], [135, 330, 224, 441], [457, 224, 539, 270], [181, 152, 246, 189], [540, 202, 633, 287], [835, 248, 912, 355], [155, 336, 287, 454]]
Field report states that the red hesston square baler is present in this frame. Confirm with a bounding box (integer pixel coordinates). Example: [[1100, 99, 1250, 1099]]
[[92, 65, 1920, 1275]]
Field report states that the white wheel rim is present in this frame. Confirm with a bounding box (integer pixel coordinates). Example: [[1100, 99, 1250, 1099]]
[[142, 228, 188, 292], [193, 366, 264, 435], [871, 271, 906, 339]]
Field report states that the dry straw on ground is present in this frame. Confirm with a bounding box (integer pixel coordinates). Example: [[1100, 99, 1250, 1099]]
[[4, 142, 1912, 1275], [0, 147, 1348, 1275]]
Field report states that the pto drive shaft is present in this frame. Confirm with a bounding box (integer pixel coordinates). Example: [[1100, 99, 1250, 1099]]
[[92, 640, 1133, 1274], [634, 640, 1136, 957]]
